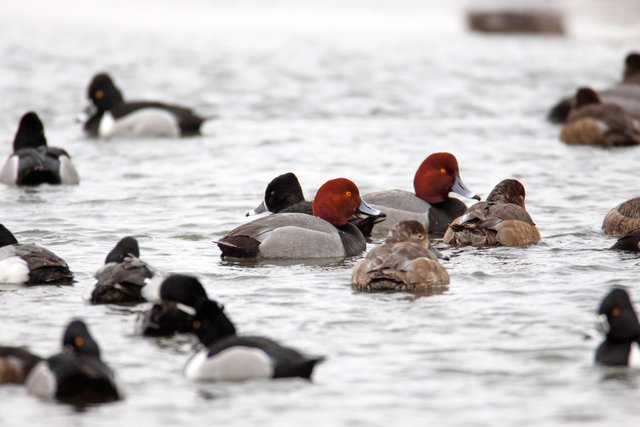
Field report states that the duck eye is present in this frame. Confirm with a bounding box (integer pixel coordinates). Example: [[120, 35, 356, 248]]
[[440, 168, 446, 174], [417, 234, 424, 240], [95, 90, 104, 100], [193, 320, 201, 329], [346, 191, 352, 197], [612, 307, 621, 317], [75, 337, 84, 347]]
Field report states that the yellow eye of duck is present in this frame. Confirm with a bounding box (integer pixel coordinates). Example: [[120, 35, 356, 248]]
[[346, 191, 352, 197], [612, 307, 621, 317], [95, 90, 104, 100], [75, 337, 84, 347], [193, 320, 201, 329], [440, 168, 446, 174]]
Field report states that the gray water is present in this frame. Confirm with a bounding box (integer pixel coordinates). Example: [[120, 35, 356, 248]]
[[2, 0, 640, 425]]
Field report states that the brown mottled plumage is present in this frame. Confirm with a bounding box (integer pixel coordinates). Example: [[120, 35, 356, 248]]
[[352, 220, 449, 294], [444, 179, 540, 247], [603, 197, 640, 236], [560, 88, 640, 147]]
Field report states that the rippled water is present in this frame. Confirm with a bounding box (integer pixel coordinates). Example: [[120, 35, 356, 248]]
[[2, 0, 640, 425]]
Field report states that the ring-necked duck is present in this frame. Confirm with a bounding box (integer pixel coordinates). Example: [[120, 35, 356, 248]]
[[0, 224, 73, 285], [444, 179, 540, 247], [352, 220, 449, 293], [603, 197, 640, 236], [559, 87, 640, 147], [0, 112, 79, 186], [88, 237, 155, 304], [184, 299, 324, 381], [361, 153, 479, 237], [595, 288, 640, 366], [25, 319, 122, 403], [246, 172, 386, 237], [83, 73, 208, 138], [218, 178, 384, 259], [137, 274, 211, 336]]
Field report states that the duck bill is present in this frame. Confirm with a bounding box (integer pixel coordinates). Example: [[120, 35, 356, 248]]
[[355, 199, 386, 220], [596, 314, 610, 334], [75, 104, 97, 123], [452, 176, 480, 201], [428, 243, 449, 261], [246, 200, 268, 217]]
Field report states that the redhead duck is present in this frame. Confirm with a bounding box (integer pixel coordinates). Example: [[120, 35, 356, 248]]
[[83, 73, 208, 138], [88, 237, 155, 304], [137, 274, 210, 336], [246, 172, 386, 237], [549, 52, 640, 123], [25, 319, 122, 403], [595, 288, 640, 366], [362, 152, 479, 237], [610, 229, 640, 252], [184, 299, 324, 381], [444, 179, 540, 247], [559, 88, 640, 147], [0, 224, 73, 285], [352, 220, 449, 294], [218, 178, 385, 259], [0, 112, 79, 186], [0, 347, 41, 384], [603, 197, 640, 236]]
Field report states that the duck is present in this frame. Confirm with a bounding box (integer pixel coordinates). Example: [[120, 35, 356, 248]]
[[88, 236, 155, 304], [0, 346, 42, 384], [217, 178, 385, 259], [361, 152, 479, 237], [602, 197, 640, 236], [352, 220, 449, 293], [136, 274, 210, 336], [595, 288, 640, 366], [184, 299, 324, 381], [25, 319, 122, 403], [246, 172, 386, 237], [83, 72, 208, 138], [443, 179, 540, 247], [610, 228, 640, 252], [0, 112, 79, 186], [0, 224, 73, 285], [549, 52, 640, 123], [559, 87, 640, 147]]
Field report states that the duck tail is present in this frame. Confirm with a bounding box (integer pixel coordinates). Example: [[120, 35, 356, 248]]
[[215, 236, 260, 258], [293, 357, 326, 380]]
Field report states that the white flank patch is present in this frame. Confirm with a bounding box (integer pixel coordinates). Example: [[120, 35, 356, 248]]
[[0, 155, 19, 185], [106, 109, 179, 138], [59, 155, 80, 185], [629, 343, 640, 367], [0, 256, 29, 284], [24, 361, 57, 398], [141, 274, 164, 303], [184, 346, 273, 381]]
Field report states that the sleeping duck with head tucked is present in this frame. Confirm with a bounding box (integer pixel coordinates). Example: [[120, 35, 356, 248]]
[[444, 179, 540, 247], [352, 220, 449, 294], [603, 197, 640, 236], [217, 178, 385, 259], [361, 152, 479, 237]]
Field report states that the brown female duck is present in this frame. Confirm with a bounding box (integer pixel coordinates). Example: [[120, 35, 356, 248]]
[[559, 87, 640, 147], [352, 220, 449, 293], [603, 197, 640, 236], [443, 179, 540, 247]]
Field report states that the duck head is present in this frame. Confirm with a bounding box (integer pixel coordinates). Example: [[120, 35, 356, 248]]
[[574, 87, 601, 108], [192, 300, 237, 346], [0, 224, 19, 247], [312, 178, 384, 226], [247, 172, 305, 216], [624, 52, 640, 82], [159, 274, 209, 310], [597, 288, 640, 342], [413, 153, 479, 204], [88, 73, 125, 112], [105, 236, 140, 264], [13, 112, 47, 152], [385, 220, 448, 260], [62, 319, 101, 358], [486, 179, 527, 208]]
